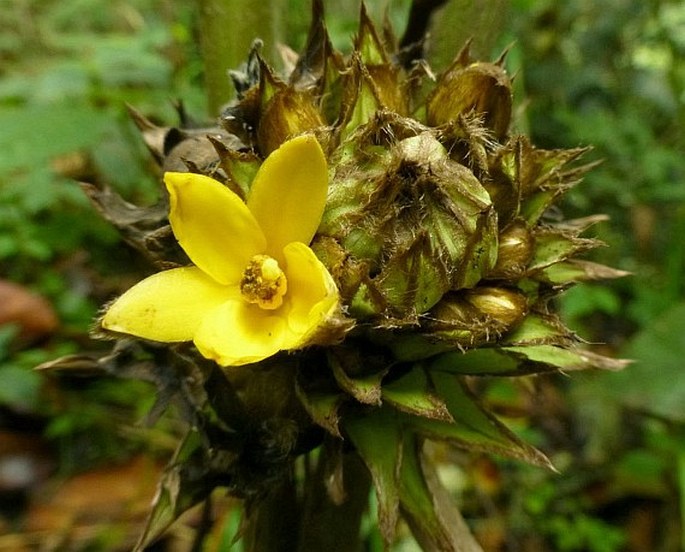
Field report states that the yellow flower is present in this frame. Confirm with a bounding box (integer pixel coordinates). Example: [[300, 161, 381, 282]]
[[101, 135, 339, 366]]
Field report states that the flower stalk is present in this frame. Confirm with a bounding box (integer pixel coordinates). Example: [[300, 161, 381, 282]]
[[197, 0, 283, 113]]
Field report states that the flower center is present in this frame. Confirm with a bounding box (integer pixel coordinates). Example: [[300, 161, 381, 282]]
[[240, 255, 288, 310]]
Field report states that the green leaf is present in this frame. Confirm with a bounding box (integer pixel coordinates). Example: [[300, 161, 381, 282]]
[[0, 363, 42, 410], [398, 434, 483, 552], [415, 372, 554, 467], [90, 35, 172, 88], [613, 448, 668, 497], [0, 105, 111, 172], [679, 447, 685, 550], [561, 284, 622, 320], [595, 301, 685, 421], [344, 406, 402, 546], [381, 365, 452, 420], [25, 60, 90, 103], [134, 430, 208, 551]]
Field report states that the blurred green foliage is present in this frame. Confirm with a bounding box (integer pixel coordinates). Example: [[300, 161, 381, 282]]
[[0, 0, 206, 470], [508, 0, 685, 330], [1, 0, 684, 549], [502, 0, 685, 549]]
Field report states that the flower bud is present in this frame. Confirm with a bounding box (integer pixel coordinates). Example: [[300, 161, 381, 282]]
[[320, 132, 498, 323], [257, 61, 325, 155], [462, 287, 528, 326], [490, 221, 534, 279], [382, 286, 528, 361], [432, 287, 526, 337], [427, 60, 512, 140], [353, 4, 407, 116]]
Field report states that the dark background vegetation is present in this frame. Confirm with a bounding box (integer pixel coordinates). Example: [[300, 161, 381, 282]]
[[0, 0, 683, 550]]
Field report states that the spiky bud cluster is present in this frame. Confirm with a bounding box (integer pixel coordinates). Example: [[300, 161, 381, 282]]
[[73, 2, 628, 549], [197, 3, 626, 362]]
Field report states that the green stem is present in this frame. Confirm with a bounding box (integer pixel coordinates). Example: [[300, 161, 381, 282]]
[[678, 434, 685, 552], [241, 447, 372, 552], [243, 474, 300, 552], [297, 448, 372, 552], [197, 0, 284, 115], [428, 0, 510, 69]]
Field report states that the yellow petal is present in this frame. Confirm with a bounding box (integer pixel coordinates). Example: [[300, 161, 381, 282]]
[[194, 300, 288, 366], [281, 242, 339, 347], [165, 172, 266, 285], [247, 135, 328, 258], [102, 267, 236, 342]]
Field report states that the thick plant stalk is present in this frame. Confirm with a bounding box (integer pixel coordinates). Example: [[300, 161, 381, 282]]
[[428, 0, 509, 69], [243, 475, 300, 552], [242, 449, 372, 551], [197, 0, 283, 114], [297, 449, 372, 552]]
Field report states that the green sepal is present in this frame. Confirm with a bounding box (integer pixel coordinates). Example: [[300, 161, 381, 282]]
[[329, 349, 386, 405], [258, 56, 281, 107], [382, 332, 454, 362], [353, 6, 407, 116], [516, 138, 591, 196], [339, 56, 383, 141], [355, 3, 389, 66], [295, 387, 344, 438], [207, 137, 261, 199], [430, 339, 627, 376], [427, 343, 582, 377], [381, 364, 452, 420], [501, 344, 629, 371], [538, 259, 630, 285], [490, 136, 594, 225], [501, 312, 574, 345], [295, 359, 346, 438], [528, 230, 600, 271], [375, 231, 451, 316], [426, 40, 512, 141], [520, 188, 561, 224], [344, 406, 402, 547], [257, 84, 325, 155], [320, 47, 346, 125], [320, 143, 389, 233], [289, 0, 331, 90], [349, 281, 384, 319], [430, 348, 522, 376]]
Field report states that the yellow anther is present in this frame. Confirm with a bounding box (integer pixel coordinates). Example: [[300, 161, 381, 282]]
[[240, 255, 288, 310]]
